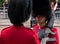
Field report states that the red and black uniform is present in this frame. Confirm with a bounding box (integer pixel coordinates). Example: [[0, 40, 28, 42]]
[[33, 25, 59, 44], [0, 0, 40, 44], [0, 25, 40, 44]]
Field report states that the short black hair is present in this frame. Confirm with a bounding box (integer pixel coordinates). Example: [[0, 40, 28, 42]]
[[32, 0, 51, 19], [8, 0, 31, 26]]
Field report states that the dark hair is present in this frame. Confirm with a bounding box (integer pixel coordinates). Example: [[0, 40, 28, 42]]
[[32, 0, 51, 19], [50, 0, 56, 5], [8, 0, 31, 26]]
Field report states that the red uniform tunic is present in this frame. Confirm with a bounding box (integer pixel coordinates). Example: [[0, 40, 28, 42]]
[[0, 25, 40, 44], [33, 25, 59, 44]]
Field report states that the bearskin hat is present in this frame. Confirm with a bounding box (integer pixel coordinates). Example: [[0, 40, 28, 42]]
[[32, 0, 51, 19], [8, 0, 31, 26]]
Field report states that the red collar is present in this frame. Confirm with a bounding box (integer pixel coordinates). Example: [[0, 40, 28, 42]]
[[40, 26, 46, 29]]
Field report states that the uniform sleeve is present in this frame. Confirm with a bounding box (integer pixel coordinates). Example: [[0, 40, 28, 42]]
[[0, 37, 4, 44], [50, 28, 59, 44], [0, 30, 4, 44], [31, 33, 40, 44], [46, 28, 59, 44], [54, 28, 59, 44]]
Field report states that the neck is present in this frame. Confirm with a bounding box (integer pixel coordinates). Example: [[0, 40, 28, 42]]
[[37, 22, 46, 27]]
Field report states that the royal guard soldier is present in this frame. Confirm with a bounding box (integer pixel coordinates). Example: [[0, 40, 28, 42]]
[[32, 0, 59, 44], [0, 0, 40, 44]]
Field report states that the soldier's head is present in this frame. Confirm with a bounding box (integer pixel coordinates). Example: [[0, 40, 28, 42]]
[[32, 0, 51, 26], [8, 0, 31, 26]]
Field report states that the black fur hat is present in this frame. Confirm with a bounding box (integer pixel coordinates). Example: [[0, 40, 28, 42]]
[[8, 0, 31, 26], [32, 0, 51, 19]]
